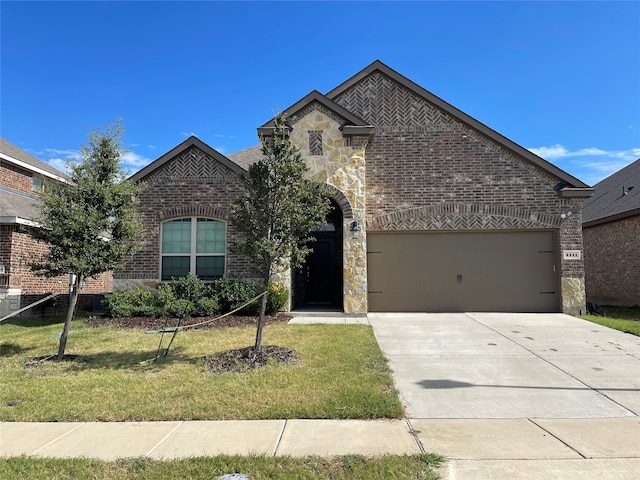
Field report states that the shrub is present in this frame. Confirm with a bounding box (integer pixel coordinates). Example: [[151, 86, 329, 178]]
[[194, 297, 219, 317], [167, 273, 211, 304], [265, 282, 288, 315], [102, 288, 157, 318], [211, 278, 258, 314], [103, 277, 279, 319], [157, 283, 195, 318]]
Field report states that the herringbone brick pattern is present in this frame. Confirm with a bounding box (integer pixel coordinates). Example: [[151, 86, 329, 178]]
[[146, 146, 231, 182], [367, 203, 561, 231], [334, 72, 457, 127]]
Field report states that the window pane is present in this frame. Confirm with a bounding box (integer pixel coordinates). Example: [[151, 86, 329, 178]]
[[161, 256, 190, 280], [196, 256, 225, 280], [162, 219, 191, 253], [196, 218, 225, 253]]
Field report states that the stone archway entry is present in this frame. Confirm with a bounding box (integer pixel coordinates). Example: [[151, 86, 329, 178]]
[[293, 201, 344, 310]]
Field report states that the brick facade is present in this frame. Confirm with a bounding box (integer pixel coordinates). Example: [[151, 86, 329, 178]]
[[114, 144, 255, 290], [331, 70, 589, 313], [118, 61, 591, 314], [583, 216, 640, 306]]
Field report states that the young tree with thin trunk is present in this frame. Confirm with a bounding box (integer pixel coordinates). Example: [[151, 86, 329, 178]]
[[29, 121, 144, 360], [231, 114, 331, 354]]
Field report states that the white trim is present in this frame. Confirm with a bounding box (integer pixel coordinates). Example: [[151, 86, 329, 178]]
[[0, 216, 41, 227], [0, 152, 68, 183]]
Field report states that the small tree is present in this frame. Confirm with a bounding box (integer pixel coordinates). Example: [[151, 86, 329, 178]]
[[231, 114, 331, 353], [30, 121, 144, 359]]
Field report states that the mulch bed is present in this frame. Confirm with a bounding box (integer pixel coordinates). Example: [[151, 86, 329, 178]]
[[203, 345, 300, 374], [84, 313, 291, 330]]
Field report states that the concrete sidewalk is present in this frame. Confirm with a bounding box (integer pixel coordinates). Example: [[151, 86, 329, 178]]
[[1, 418, 639, 479], [2, 313, 639, 479]]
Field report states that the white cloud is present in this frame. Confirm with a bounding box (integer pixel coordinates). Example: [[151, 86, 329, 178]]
[[38, 146, 152, 176], [47, 158, 71, 175], [123, 151, 153, 170], [528, 144, 640, 185], [527, 144, 622, 160], [180, 131, 198, 137]]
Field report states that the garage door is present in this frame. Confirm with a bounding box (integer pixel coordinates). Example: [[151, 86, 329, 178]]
[[367, 231, 558, 312]]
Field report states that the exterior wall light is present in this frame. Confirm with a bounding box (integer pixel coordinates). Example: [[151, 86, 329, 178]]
[[560, 207, 573, 219], [350, 221, 361, 238]]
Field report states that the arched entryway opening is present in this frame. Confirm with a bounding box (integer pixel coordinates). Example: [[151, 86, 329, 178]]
[[292, 199, 344, 310]]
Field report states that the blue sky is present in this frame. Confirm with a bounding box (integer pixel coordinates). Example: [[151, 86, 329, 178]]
[[2, 1, 639, 186]]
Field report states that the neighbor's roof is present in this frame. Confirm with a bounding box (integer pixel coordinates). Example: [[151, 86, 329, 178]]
[[0, 188, 41, 225], [0, 138, 67, 182], [583, 158, 640, 227]]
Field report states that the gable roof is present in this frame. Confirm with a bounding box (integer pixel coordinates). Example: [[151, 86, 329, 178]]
[[258, 90, 374, 137], [582, 158, 640, 227], [0, 138, 67, 182], [129, 136, 245, 182], [326, 60, 590, 190]]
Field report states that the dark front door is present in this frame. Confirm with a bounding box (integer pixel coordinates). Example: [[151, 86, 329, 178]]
[[306, 238, 336, 305], [292, 200, 344, 310]]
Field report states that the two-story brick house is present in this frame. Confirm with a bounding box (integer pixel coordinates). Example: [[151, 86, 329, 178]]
[[117, 61, 593, 314], [0, 138, 111, 317]]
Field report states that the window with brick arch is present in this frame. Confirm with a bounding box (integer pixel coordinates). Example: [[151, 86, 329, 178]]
[[160, 217, 226, 281]]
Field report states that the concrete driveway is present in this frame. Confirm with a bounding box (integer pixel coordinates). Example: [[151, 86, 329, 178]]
[[369, 312, 640, 419]]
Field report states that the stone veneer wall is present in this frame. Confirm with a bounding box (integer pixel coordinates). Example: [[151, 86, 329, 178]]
[[287, 108, 369, 313], [332, 71, 589, 313], [583, 215, 640, 306]]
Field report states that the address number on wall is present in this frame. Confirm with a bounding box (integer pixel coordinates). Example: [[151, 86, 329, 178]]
[[563, 250, 582, 260]]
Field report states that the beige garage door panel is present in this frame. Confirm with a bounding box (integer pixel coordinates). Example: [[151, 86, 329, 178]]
[[367, 232, 558, 312]]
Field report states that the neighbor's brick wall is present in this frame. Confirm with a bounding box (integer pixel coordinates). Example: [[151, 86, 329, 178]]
[[583, 216, 640, 306], [115, 145, 255, 289], [1, 161, 35, 194], [1, 225, 111, 314]]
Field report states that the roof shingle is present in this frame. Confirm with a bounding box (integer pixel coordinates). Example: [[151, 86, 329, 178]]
[[582, 159, 640, 226]]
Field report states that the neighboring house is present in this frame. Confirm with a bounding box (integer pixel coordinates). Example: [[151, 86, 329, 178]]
[[0, 138, 111, 317], [118, 60, 593, 314], [583, 159, 640, 306]]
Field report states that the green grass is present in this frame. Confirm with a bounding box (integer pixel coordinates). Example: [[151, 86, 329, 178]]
[[576, 305, 640, 336], [1, 453, 444, 480], [0, 315, 404, 422]]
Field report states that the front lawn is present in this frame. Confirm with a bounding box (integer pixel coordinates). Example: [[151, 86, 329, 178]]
[[0, 315, 403, 422], [576, 305, 640, 336], [1, 454, 444, 480]]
